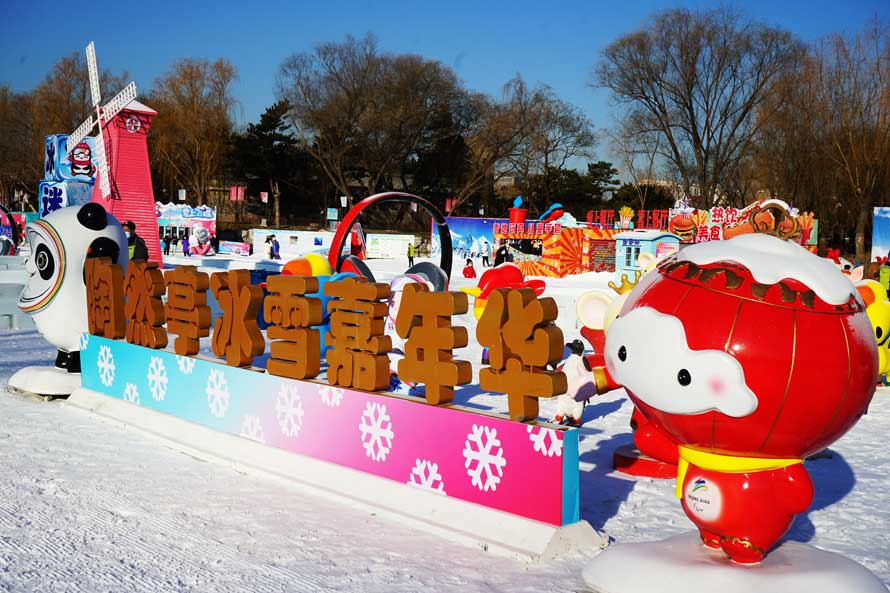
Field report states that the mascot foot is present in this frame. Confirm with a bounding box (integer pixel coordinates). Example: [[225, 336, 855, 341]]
[[8, 366, 81, 398], [721, 537, 765, 565]]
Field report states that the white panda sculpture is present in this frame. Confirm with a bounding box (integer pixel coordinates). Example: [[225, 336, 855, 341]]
[[9, 203, 128, 396]]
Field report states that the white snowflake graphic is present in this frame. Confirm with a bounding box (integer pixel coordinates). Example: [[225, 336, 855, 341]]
[[319, 385, 344, 407], [205, 369, 230, 418], [147, 357, 168, 401], [463, 425, 507, 492], [176, 355, 196, 375], [527, 425, 563, 458], [239, 415, 266, 443], [123, 382, 140, 405], [275, 384, 304, 438], [79, 333, 89, 351], [97, 345, 115, 387], [408, 459, 446, 495], [359, 402, 393, 462]]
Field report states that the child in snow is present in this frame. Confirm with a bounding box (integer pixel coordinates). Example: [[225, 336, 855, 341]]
[[554, 340, 596, 427], [462, 258, 477, 279]]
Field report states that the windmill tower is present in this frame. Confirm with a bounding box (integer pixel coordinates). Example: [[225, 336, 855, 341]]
[[67, 42, 162, 263]]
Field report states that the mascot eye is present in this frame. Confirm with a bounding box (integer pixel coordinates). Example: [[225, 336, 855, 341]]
[[618, 345, 627, 361], [677, 368, 692, 386], [35, 245, 54, 280], [877, 327, 883, 340]]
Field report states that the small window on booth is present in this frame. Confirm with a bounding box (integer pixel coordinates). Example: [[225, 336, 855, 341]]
[[633, 246, 641, 266], [624, 248, 632, 267]]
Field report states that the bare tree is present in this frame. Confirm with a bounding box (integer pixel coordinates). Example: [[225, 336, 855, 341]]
[[511, 85, 596, 212], [609, 112, 664, 210], [447, 76, 539, 213], [802, 23, 890, 260], [147, 58, 238, 206], [0, 85, 39, 204], [595, 7, 802, 209], [277, 34, 460, 205]]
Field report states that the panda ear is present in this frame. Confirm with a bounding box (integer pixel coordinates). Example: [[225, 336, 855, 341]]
[[86, 237, 121, 261], [77, 203, 108, 231]]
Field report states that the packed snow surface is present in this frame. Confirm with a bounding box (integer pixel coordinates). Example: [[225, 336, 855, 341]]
[[1, 256, 888, 592]]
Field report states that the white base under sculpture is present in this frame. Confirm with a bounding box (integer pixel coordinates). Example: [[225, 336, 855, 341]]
[[582, 532, 887, 593], [8, 366, 81, 397]]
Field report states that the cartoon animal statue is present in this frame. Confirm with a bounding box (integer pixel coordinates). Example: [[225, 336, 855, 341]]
[[10, 203, 127, 396], [588, 233, 877, 563], [576, 254, 680, 468], [553, 340, 595, 426], [856, 279, 890, 386], [189, 225, 215, 256]]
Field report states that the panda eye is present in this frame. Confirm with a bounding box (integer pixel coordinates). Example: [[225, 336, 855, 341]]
[[35, 244, 54, 280], [677, 369, 692, 386], [618, 345, 627, 361]]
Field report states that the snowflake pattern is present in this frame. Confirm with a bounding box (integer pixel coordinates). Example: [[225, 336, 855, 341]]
[[319, 385, 344, 407], [407, 459, 446, 495], [527, 425, 563, 458], [359, 402, 393, 462], [147, 357, 168, 401], [176, 355, 196, 375], [275, 384, 304, 438], [123, 382, 140, 405], [205, 369, 230, 418], [97, 345, 115, 387], [239, 415, 266, 443], [463, 425, 507, 492], [79, 333, 89, 351]]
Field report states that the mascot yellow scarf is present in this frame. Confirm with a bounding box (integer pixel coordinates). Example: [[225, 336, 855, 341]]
[[675, 445, 802, 498]]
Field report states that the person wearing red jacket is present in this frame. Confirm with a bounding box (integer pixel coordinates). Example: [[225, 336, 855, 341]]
[[462, 258, 477, 279]]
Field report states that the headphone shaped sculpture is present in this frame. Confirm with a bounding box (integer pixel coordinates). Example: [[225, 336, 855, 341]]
[[327, 192, 453, 291]]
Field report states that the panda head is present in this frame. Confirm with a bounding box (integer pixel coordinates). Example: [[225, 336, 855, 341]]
[[18, 203, 127, 351]]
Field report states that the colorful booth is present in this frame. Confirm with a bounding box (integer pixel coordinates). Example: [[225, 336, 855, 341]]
[[156, 202, 216, 240], [613, 230, 680, 283]]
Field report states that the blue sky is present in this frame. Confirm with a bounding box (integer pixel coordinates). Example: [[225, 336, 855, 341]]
[[2, 0, 886, 147]]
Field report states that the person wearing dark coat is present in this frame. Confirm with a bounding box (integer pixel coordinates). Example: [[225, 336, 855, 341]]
[[122, 221, 149, 261]]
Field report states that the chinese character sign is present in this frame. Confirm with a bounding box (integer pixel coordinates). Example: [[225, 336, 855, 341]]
[[210, 270, 265, 367], [165, 266, 211, 356], [85, 257, 125, 339], [477, 288, 567, 421], [394, 283, 472, 405], [324, 277, 392, 391], [264, 275, 323, 380], [124, 261, 168, 349]]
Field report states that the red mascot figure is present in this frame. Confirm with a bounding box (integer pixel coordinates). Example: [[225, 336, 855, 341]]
[[590, 232, 877, 564]]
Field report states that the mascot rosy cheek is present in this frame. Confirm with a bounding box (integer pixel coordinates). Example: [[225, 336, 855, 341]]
[[591, 233, 877, 564]]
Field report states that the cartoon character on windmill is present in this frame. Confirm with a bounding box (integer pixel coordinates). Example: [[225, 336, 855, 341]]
[[68, 142, 95, 177], [584, 208, 877, 564]]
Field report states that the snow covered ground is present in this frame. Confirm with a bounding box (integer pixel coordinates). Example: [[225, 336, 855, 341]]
[[0, 254, 888, 591]]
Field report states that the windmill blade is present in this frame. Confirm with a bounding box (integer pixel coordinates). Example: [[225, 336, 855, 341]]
[[86, 42, 102, 107], [102, 82, 137, 124], [67, 115, 96, 149], [94, 134, 111, 199]]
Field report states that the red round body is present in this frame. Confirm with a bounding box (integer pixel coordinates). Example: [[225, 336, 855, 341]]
[[681, 463, 814, 563], [620, 258, 877, 459]]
